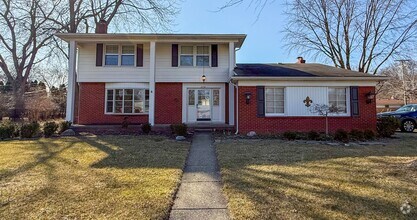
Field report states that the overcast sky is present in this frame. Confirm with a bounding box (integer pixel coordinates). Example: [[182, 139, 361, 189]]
[[175, 0, 303, 64]]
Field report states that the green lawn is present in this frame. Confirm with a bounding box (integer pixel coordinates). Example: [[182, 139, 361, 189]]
[[0, 136, 189, 219], [216, 133, 417, 220]]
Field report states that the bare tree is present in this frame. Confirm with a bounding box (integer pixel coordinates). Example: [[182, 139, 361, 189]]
[[309, 104, 340, 136], [0, 0, 63, 118], [378, 60, 417, 103], [221, 0, 417, 74], [285, 0, 417, 74]]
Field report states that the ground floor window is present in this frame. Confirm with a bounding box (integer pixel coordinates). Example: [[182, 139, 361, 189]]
[[265, 87, 285, 115], [106, 89, 149, 114], [328, 87, 347, 113]]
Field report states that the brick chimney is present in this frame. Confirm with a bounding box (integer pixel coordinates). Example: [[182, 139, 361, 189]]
[[297, 57, 306, 64], [95, 19, 108, 34]]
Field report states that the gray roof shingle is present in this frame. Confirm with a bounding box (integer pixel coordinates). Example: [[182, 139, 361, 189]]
[[234, 63, 378, 78]]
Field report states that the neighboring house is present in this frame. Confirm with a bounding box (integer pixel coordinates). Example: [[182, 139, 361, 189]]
[[56, 26, 386, 134], [377, 99, 417, 112]]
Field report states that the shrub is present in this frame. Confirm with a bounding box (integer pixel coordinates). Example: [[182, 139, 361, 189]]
[[377, 117, 400, 138], [141, 123, 152, 134], [349, 129, 365, 141], [170, 124, 188, 136], [21, 121, 41, 138], [364, 129, 376, 140], [307, 130, 320, 140], [334, 129, 349, 142], [283, 131, 297, 140], [0, 121, 16, 140], [122, 117, 129, 128], [59, 121, 72, 133], [43, 121, 59, 137]]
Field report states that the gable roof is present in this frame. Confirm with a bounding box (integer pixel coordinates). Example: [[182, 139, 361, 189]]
[[55, 33, 247, 48], [233, 63, 387, 81]]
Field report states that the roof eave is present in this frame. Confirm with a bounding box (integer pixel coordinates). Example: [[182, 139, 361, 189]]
[[231, 76, 389, 81], [54, 33, 247, 48]]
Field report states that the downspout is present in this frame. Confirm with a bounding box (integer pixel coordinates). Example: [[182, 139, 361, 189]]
[[229, 79, 239, 135]]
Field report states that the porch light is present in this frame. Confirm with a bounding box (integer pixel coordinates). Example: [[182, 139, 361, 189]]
[[365, 91, 375, 104], [202, 74, 206, 83], [244, 92, 252, 104]]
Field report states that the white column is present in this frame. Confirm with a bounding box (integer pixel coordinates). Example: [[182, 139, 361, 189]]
[[65, 40, 76, 122], [228, 42, 235, 125], [149, 41, 156, 125]]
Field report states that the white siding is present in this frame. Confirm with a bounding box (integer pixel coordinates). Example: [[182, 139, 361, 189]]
[[77, 43, 150, 82], [155, 43, 230, 82], [262, 86, 351, 117], [286, 87, 328, 116]]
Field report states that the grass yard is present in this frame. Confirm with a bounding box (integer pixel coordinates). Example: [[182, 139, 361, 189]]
[[0, 136, 189, 219], [216, 133, 417, 220]]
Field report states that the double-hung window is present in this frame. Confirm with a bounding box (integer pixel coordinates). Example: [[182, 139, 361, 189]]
[[106, 89, 149, 114], [196, 46, 210, 66], [180, 46, 194, 66], [105, 45, 119, 66], [104, 45, 135, 66], [265, 87, 285, 115], [328, 87, 347, 113], [180, 45, 210, 67], [121, 45, 135, 66]]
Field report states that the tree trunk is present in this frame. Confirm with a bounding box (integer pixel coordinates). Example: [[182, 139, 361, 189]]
[[11, 79, 26, 119]]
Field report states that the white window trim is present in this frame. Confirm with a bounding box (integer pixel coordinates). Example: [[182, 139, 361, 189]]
[[104, 88, 149, 115], [327, 87, 350, 117], [265, 87, 286, 117], [103, 44, 137, 67], [179, 45, 211, 67]]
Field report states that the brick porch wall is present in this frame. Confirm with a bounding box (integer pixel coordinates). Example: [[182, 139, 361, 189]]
[[237, 86, 377, 134], [155, 83, 183, 124], [76, 83, 148, 125]]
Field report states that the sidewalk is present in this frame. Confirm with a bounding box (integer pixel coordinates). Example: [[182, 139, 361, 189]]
[[169, 132, 230, 220]]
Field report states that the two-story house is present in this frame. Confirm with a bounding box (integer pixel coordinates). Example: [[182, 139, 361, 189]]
[[56, 25, 386, 134]]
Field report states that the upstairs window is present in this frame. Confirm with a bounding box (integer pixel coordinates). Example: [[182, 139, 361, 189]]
[[180, 45, 210, 67], [328, 87, 347, 113], [180, 46, 194, 66], [104, 45, 135, 66], [105, 45, 119, 66], [197, 46, 210, 66], [121, 45, 135, 66]]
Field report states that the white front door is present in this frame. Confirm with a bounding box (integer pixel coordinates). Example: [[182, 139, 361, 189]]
[[186, 88, 221, 122]]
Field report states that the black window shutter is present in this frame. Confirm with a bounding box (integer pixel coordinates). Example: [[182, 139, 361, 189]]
[[350, 86, 359, 116], [136, 44, 143, 67], [211, 44, 218, 67], [172, 44, 178, 67], [257, 86, 265, 117], [96, 44, 103, 66]]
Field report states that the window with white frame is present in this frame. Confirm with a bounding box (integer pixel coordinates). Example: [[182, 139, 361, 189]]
[[121, 45, 135, 66], [180, 46, 194, 66], [104, 45, 135, 66], [106, 89, 149, 114], [196, 46, 210, 66], [265, 87, 285, 114], [328, 87, 347, 113], [105, 45, 119, 66], [180, 45, 210, 67]]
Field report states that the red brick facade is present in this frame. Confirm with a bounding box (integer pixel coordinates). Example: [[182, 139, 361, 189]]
[[76, 83, 148, 125], [155, 83, 183, 124], [237, 86, 377, 134]]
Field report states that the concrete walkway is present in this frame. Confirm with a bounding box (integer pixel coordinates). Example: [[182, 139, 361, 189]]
[[169, 132, 230, 220]]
